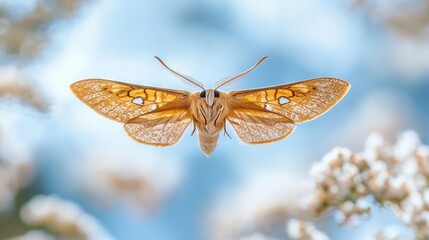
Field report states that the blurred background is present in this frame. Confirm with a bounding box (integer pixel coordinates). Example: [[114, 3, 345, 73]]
[[0, 0, 428, 239]]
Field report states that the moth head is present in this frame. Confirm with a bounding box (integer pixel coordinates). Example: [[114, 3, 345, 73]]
[[200, 89, 220, 106]]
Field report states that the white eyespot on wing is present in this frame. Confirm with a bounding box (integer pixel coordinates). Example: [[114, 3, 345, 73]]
[[132, 97, 144, 106], [278, 96, 290, 105], [264, 104, 272, 111], [148, 104, 157, 111]]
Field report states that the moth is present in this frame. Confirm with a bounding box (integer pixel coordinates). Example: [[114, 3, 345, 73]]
[[70, 56, 350, 156]]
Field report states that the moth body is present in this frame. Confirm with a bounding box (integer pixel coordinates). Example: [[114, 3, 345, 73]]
[[191, 90, 230, 156]]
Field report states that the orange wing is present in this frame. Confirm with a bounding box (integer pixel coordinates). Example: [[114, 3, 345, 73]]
[[227, 108, 296, 144], [71, 79, 193, 146], [227, 78, 349, 144], [124, 108, 192, 146], [70, 79, 190, 123], [229, 78, 350, 123]]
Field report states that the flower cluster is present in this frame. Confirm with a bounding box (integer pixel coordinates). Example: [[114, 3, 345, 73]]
[[376, 226, 412, 240], [287, 219, 329, 240], [209, 130, 429, 239], [306, 130, 429, 238], [350, 0, 429, 38], [237, 233, 277, 240], [0, 0, 90, 60], [0, 66, 48, 112], [8, 230, 55, 240], [231, 219, 329, 240], [207, 176, 310, 240], [0, 133, 34, 212], [20, 195, 113, 240], [81, 151, 182, 211]]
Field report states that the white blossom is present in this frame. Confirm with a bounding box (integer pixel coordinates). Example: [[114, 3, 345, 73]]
[[306, 130, 429, 238], [287, 219, 329, 240], [7, 230, 55, 240], [376, 226, 413, 240], [208, 175, 309, 240], [0, 131, 34, 211], [81, 150, 182, 210], [238, 233, 278, 240], [20, 195, 113, 240], [209, 130, 429, 239]]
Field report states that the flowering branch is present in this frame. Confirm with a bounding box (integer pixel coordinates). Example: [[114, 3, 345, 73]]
[[305, 130, 429, 239]]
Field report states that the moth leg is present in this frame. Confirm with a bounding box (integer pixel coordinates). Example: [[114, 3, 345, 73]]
[[223, 123, 232, 139], [214, 105, 224, 127], [198, 107, 207, 125], [191, 120, 197, 136]]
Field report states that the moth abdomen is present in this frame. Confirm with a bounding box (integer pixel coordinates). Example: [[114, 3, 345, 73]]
[[198, 132, 220, 157]]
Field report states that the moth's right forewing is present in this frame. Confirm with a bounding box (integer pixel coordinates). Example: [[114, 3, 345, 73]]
[[229, 78, 350, 123], [70, 79, 190, 123]]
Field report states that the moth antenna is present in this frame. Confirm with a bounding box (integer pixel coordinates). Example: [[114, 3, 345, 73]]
[[154, 56, 205, 90], [214, 56, 268, 90]]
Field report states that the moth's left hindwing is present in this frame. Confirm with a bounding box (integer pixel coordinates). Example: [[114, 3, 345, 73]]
[[124, 108, 192, 146]]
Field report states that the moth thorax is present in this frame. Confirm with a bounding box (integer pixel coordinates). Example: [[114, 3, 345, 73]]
[[205, 89, 215, 107]]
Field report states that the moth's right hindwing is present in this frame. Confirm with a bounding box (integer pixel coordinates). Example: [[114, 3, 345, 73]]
[[227, 107, 296, 144]]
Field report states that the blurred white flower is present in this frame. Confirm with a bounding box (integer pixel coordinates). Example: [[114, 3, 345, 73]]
[[238, 233, 278, 240], [399, 191, 429, 238], [0, 158, 34, 211], [334, 199, 370, 225], [350, 0, 429, 80], [415, 146, 429, 176], [20, 195, 113, 240], [364, 132, 384, 162], [394, 130, 420, 161], [305, 147, 373, 218], [351, 0, 429, 36], [207, 175, 310, 240], [376, 225, 413, 240], [287, 219, 329, 240], [0, 0, 90, 59], [0, 122, 34, 211], [7, 230, 55, 240], [0, 66, 48, 112], [81, 150, 182, 210], [307, 130, 429, 238], [209, 130, 429, 239]]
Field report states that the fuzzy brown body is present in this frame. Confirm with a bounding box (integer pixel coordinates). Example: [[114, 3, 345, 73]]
[[189, 92, 231, 156]]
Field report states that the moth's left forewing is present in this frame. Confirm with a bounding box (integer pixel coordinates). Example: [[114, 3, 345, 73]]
[[229, 78, 350, 123], [122, 92, 199, 146], [70, 79, 191, 123]]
